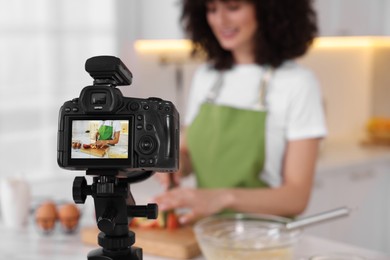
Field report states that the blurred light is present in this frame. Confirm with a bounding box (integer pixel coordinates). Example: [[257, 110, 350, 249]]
[[134, 39, 193, 53], [134, 37, 390, 55], [134, 36, 390, 54], [313, 37, 390, 48]]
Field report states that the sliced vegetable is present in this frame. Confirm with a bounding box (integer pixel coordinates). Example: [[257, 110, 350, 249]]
[[128, 211, 180, 230], [166, 212, 180, 230]]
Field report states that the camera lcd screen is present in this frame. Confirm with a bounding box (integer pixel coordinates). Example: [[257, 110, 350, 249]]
[[71, 120, 129, 159]]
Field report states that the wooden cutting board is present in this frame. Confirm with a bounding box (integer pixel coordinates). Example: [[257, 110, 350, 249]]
[[79, 147, 109, 157], [81, 226, 201, 259]]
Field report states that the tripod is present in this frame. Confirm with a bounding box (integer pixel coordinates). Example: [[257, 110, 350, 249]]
[[73, 170, 157, 260]]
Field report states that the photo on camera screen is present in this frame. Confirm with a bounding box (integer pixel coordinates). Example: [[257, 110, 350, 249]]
[[71, 120, 129, 159]]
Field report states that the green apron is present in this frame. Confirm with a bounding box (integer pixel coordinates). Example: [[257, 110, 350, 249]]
[[98, 121, 114, 140], [187, 68, 273, 189]]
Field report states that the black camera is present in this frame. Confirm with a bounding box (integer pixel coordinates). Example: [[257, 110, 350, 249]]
[[57, 56, 180, 173]]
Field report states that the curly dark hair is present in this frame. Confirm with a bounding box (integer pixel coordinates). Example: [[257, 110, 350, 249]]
[[181, 0, 318, 69]]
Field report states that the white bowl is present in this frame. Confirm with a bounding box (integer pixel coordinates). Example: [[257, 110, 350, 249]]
[[194, 213, 301, 260], [310, 254, 366, 260]]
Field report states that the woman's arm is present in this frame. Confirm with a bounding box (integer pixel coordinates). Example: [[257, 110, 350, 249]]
[[154, 138, 321, 224], [96, 131, 120, 147], [225, 138, 320, 216], [110, 131, 120, 145]]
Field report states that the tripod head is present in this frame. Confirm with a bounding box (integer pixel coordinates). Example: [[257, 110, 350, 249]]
[[73, 170, 157, 260]]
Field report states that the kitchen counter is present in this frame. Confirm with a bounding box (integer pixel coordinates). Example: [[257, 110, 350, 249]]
[[0, 222, 388, 260], [5, 139, 390, 259], [316, 138, 390, 173]]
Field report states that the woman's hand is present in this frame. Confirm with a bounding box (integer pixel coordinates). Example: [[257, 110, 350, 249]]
[[95, 140, 108, 148], [152, 187, 231, 225], [154, 172, 182, 190]]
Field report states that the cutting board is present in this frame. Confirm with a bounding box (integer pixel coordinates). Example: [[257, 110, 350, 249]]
[[79, 147, 109, 157], [81, 226, 201, 259]]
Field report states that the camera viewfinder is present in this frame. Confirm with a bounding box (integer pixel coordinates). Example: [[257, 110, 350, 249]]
[[91, 92, 107, 105]]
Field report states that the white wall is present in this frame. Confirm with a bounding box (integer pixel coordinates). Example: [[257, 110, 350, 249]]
[[299, 46, 373, 141], [299, 42, 390, 141]]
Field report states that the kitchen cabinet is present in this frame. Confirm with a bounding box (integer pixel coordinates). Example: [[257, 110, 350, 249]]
[[314, 0, 388, 36], [302, 159, 390, 254], [133, 0, 390, 38], [134, 0, 184, 39]]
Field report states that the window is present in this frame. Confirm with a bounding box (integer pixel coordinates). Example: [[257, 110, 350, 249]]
[[0, 0, 117, 178]]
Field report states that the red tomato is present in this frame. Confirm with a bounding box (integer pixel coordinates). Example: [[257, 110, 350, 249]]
[[142, 220, 159, 229], [83, 144, 91, 149], [167, 212, 180, 230]]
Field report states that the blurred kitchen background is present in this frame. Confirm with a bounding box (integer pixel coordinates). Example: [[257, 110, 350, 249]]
[[1, 0, 390, 255]]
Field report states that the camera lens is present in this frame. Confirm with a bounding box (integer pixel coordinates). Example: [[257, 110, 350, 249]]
[[91, 92, 107, 105], [138, 136, 156, 155]]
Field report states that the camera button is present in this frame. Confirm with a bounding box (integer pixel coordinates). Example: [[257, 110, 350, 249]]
[[146, 124, 153, 131], [129, 102, 140, 111], [140, 159, 146, 164], [65, 107, 71, 112], [143, 105, 149, 110], [72, 107, 79, 112], [148, 159, 154, 165], [137, 115, 143, 121], [136, 124, 143, 130], [165, 107, 171, 111]]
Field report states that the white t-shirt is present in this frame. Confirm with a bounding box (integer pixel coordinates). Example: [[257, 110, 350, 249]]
[[185, 61, 327, 187]]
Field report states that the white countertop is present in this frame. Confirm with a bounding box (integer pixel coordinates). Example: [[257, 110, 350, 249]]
[[0, 222, 388, 260], [316, 139, 390, 173]]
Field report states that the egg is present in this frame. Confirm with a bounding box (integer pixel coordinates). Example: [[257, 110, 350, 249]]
[[35, 201, 58, 234], [58, 203, 80, 233]]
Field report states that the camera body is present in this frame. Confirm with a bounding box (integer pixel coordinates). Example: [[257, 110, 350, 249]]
[[57, 56, 179, 173]]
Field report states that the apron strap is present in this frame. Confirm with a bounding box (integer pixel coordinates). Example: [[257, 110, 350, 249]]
[[258, 66, 274, 110], [205, 66, 274, 110], [205, 72, 225, 103]]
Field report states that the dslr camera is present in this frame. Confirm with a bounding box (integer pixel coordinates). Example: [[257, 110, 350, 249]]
[[57, 56, 180, 174]]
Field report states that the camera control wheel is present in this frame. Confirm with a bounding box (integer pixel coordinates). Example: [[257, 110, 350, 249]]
[[138, 136, 157, 155]]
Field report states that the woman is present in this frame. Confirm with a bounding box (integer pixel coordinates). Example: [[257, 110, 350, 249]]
[[154, 0, 326, 225], [95, 120, 121, 147]]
